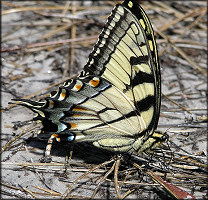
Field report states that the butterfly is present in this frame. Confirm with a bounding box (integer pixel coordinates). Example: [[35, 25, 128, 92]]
[[11, 0, 168, 160]]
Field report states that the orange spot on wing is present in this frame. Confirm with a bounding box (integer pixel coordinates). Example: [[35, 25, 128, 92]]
[[73, 114, 80, 117], [52, 134, 59, 137], [75, 84, 82, 91], [70, 123, 77, 129], [73, 106, 87, 112], [51, 134, 61, 142], [49, 100, 54, 107], [61, 92, 66, 99], [89, 79, 100, 87]]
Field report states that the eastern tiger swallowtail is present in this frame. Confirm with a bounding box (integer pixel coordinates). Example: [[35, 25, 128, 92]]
[[11, 0, 168, 159]]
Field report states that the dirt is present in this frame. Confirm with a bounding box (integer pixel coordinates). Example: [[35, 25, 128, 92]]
[[1, 1, 207, 199]]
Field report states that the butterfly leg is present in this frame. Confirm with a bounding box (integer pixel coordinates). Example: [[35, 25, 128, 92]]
[[40, 134, 61, 163]]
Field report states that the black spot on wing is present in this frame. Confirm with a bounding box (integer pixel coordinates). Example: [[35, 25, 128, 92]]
[[135, 95, 154, 113], [130, 55, 148, 65], [131, 71, 154, 87]]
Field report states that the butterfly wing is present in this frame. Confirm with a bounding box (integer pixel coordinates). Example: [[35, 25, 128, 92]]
[[80, 0, 161, 135], [11, 0, 168, 154]]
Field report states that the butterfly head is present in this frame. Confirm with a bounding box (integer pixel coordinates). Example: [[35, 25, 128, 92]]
[[146, 130, 169, 152]]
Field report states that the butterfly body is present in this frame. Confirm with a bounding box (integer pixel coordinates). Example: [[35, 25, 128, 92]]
[[12, 0, 168, 157]]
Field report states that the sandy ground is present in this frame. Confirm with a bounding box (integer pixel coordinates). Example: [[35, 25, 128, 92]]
[[1, 1, 207, 199]]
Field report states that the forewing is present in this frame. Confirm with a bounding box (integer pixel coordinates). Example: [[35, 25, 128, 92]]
[[80, 0, 161, 132]]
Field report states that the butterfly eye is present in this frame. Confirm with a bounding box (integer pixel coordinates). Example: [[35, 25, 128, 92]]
[[162, 134, 169, 141]]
